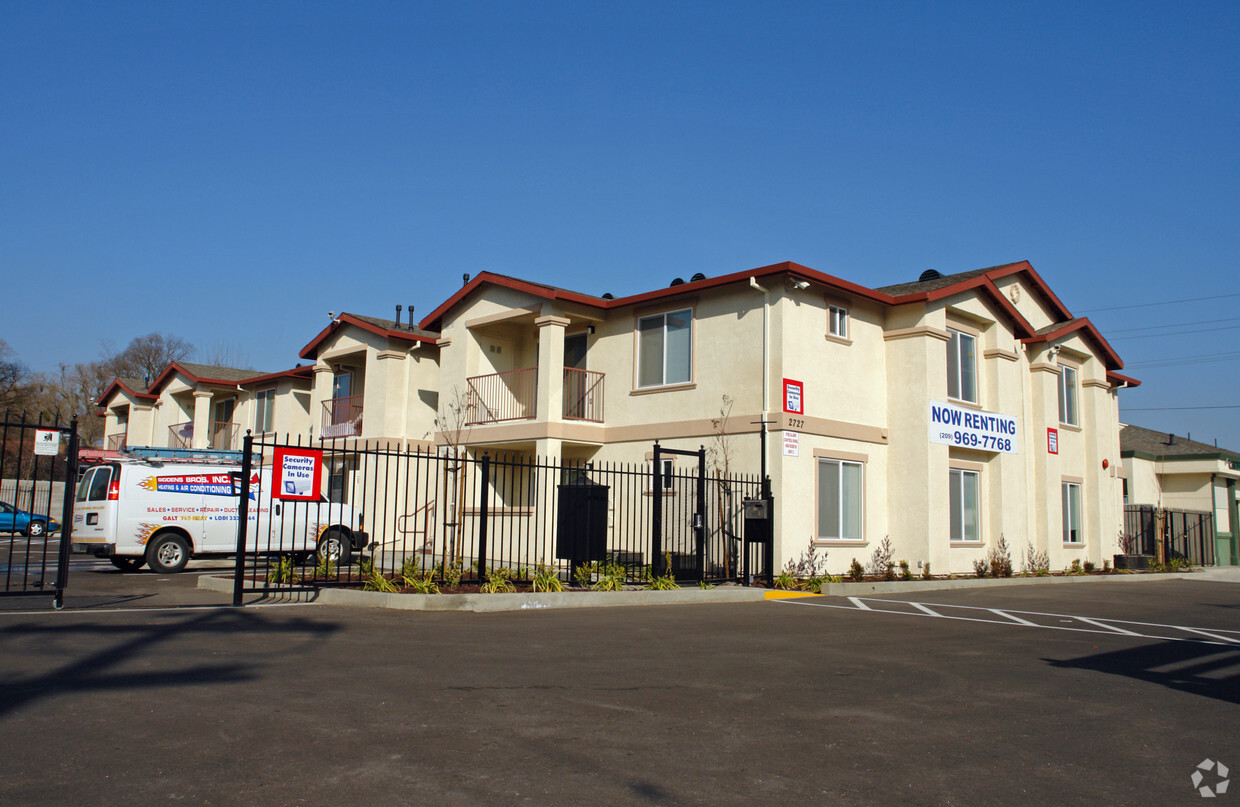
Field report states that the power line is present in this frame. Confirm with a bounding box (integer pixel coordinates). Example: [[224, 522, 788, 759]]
[[1121, 405, 1240, 411], [1127, 354, 1240, 369], [1110, 324, 1240, 341], [1106, 316, 1240, 334], [1078, 291, 1240, 313]]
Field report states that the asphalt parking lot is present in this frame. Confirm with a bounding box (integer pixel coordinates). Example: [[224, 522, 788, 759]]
[[0, 558, 1237, 806]]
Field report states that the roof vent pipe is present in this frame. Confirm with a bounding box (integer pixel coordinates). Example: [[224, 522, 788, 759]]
[[408, 304, 415, 330], [396, 304, 402, 326], [463, 273, 471, 286]]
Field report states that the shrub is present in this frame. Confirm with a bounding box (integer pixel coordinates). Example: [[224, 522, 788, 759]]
[[987, 534, 1013, 578], [865, 536, 894, 579], [1067, 558, 1083, 575], [847, 558, 865, 582], [480, 567, 517, 594], [774, 570, 799, 590], [531, 563, 563, 593], [921, 561, 932, 580], [1117, 528, 1139, 555], [400, 558, 439, 594], [443, 559, 464, 588], [573, 562, 596, 589], [646, 553, 679, 590], [313, 550, 337, 579], [592, 558, 628, 591], [1021, 541, 1050, 576], [266, 555, 297, 584], [898, 560, 912, 581], [783, 536, 828, 580], [972, 558, 988, 578], [1082, 560, 1096, 574], [359, 558, 398, 593], [1102, 559, 1111, 574]]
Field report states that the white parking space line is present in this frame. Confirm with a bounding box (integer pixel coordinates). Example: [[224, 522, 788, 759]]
[[1075, 616, 1141, 636], [775, 596, 1240, 647], [990, 609, 1037, 626]]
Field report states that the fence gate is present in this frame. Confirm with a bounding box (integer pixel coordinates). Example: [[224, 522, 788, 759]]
[[1, 414, 79, 609]]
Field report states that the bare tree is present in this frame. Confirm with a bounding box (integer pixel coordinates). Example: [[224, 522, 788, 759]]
[[195, 341, 255, 371], [431, 386, 477, 564], [707, 394, 738, 577], [106, 332, 194, 384], [0, 339, 35, 413]]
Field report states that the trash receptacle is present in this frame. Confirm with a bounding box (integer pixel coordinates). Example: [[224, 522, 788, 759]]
[[556, 481, 609, 569]]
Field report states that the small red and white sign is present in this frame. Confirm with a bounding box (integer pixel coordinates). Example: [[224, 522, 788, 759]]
[[783, 378, 804, 415], [1047, 428, 1059, 455], [782, 430, 800, 457], [272, 447, 323, 501]]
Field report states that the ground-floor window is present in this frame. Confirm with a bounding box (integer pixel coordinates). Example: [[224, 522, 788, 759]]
[[1062, 482, 1082, 543], [817, 458, 863, 540], [949, 468, 980, 542]]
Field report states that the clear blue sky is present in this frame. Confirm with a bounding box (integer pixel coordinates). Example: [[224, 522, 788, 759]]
[[4, 1, 1238, 447]]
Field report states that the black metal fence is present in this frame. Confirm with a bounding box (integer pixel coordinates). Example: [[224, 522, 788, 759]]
[[232, 433, 765, 597], [1, 412, 79, 608], [1122, 504, 1216, 566]]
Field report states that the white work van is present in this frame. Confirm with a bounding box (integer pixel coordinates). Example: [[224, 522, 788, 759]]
[[70, 457, 367, 573]]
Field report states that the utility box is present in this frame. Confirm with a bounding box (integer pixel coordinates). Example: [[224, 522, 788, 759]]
[[556, 482, 609, 564]]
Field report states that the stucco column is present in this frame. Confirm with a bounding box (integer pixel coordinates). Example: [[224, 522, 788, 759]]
[[311, 364, 333, 442], [191, 390, 213, 449], [535, 316, 569, 424]]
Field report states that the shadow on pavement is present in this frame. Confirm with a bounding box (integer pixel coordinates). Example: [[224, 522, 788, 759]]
[[0, 607, 339, 720], [1045, 639, 1240, 705]]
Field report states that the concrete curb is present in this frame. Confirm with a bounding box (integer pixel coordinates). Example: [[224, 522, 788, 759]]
[[198, 569, 1216, 611], [197, 573, 766, 611], [819, 571, 1193, 597]]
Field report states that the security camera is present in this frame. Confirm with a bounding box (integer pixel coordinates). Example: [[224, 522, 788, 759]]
[[787, 279, 810, 291]]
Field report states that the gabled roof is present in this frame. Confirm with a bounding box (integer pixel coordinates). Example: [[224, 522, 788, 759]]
[[299, 312, 439, 360], [418, 262, 895, 332], [236, 365, 314, 386], [96, 377, 156, 407], [1121, 423, 1240, 463], [417, 260, 1130, 376]]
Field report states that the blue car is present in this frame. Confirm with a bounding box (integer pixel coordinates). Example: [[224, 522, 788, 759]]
[[0, 501, 59, 537]]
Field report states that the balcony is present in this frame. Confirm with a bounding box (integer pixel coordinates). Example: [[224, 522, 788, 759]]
[[563, 368, 604, 422], [321, 394, 364, 440], [466, 368, 537, 426], [210, 421, 238, 450], [106, 432, 128, 451], [169, 422, 194, 449]]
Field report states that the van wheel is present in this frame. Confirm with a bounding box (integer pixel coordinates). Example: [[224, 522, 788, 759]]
[[110, 557, 146, 572], [147, 533, 190, 573], [318, 529, 351, 567]]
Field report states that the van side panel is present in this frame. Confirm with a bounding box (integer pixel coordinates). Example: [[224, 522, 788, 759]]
[[115, 464, 208, 557]]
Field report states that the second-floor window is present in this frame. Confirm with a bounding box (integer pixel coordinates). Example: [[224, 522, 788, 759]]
[[638, 309, 692, 388], [947, 329, 977, 404], [829, 305, 849, 339], [1058, 364, 1078, 426], [255, 388, 275, 434]]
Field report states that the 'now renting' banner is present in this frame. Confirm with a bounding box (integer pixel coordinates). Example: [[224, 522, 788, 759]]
[[929, 401, 1019, 454]]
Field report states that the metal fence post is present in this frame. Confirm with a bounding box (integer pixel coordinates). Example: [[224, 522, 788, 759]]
[[695, 445, 706, 583], [232, 431, 254, 607], [52, 417, 79, 610], [652, 442, 663, 577], [477, 453, 490, 580]]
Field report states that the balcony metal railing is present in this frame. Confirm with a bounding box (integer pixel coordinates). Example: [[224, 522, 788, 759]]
[[563, 368, 604, 422], [321, 394, 364, 440], [169, 422, 194, 449], [465, 367, 537, 425], [210, 421, 239, 450], [106, 432, 128, 451]]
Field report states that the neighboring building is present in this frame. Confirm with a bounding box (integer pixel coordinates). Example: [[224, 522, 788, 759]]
[[422, 260, 1137, 575], [98, 362, 313, 451], [1121, 424, 1240, 566]]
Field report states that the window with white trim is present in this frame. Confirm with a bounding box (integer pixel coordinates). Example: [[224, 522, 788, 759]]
[[947, 329, 978, 404], [949, 468, 980, 542], [1058, 364, 1078, 426], [817, 458, 863, 540], [254, 388, 275, 434], [637, 309, 692, 388], [828, 305, 849, 339], [1062, 482, 1082, 544], [647, 458, 675, 493]]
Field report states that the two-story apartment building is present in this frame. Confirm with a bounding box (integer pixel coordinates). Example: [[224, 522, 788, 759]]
[[97, 259, 1136, 575], [421, 260, 1136, 574]]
